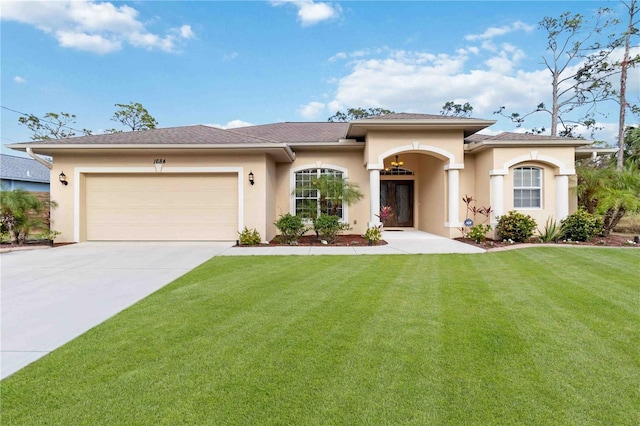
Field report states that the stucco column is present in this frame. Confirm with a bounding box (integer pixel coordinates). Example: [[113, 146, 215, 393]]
[[446, 167, 461, 227], [555, 174, 569, 221], [490, 172, 505, 226], [369, 168, 381, 227]]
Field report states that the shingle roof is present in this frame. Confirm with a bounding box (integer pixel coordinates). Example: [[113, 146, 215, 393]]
[[0, 154, 50, 183], [231, 122, 349, 143], [360, 113, 482, 121], [15, 125, 282, 146], [465, 132, 582, 143]]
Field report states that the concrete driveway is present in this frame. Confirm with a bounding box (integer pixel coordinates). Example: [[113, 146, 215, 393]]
[[1, 242, 232, 379]]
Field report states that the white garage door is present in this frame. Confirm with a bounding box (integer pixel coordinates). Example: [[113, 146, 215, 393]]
[[85, 173, 238, 241]]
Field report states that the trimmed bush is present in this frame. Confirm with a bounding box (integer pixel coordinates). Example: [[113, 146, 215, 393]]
[[561, 209, 603, 241], [274, 213, 309, 245], [496, 211, 537, 242], [467, 224, 492, 244], [238, 227, 261, 245], [313, 215, 350, 243], [364, 225, 382, 245]]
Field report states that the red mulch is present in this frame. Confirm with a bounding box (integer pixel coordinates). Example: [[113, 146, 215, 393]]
[[456, 233, 640, 250], [240, 234, 388, 247]]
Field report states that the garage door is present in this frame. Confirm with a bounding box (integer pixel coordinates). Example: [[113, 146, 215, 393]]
[[85, 173, 238, 241]]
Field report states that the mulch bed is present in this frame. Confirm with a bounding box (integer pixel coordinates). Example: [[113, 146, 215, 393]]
[[236, 234, 388, 247], [456, 233, 640, 250]]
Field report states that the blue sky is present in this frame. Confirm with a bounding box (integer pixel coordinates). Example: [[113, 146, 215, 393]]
[[1, 1, 638, 156]]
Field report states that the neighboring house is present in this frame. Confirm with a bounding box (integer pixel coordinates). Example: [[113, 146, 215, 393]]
[[0, 154, 50, 192], [8, 113, 591, 243]]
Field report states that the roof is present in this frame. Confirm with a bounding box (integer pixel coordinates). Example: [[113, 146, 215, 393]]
[[11, 125, 283, 146], [0, 154, 50, 183], [464, 132, 591, 152], [359, 112, 486, 121], [230, 122, 349, 143]]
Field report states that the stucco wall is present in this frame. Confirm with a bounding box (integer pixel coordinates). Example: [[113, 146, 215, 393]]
[[274, 149, 369, 235], [50, 152, 271, 242], [416, 154, 446, 236], [365, 130, 465, 167]]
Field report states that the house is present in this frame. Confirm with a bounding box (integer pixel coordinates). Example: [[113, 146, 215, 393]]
[[8, 113, 591, 243], [0, 154, 50, 192]]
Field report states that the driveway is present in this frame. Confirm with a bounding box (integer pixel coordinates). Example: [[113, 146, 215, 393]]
[[1, 242, 232, 379]]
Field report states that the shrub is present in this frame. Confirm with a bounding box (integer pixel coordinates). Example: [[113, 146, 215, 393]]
[[313, 215, 350, 243], [467, 224, 492, 244], [364, 225, 382, 245], [561, 209, 603, 241], [496, 211, 537, 242], [238, 227, 261, 245], [274, 213, 309, 245], [537, 217, 563, 243]]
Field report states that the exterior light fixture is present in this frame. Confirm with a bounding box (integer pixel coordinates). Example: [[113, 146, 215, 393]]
[[59, 171, 68, 186], [391, 155, 404, 168], [248, 171, 255, 186]]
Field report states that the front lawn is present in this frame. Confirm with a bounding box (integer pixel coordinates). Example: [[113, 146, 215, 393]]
[[2, 248, 639, 425]]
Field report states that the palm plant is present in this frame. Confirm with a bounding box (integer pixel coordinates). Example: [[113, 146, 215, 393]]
[[0, 189, 48, 245], [294, 174, 364, 217]]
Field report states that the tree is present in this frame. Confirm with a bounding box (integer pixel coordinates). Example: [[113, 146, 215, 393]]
[[107, 102, 158, 132], [294, 175, 364, 217], [0, 189, 48, 245], [495, 11, 613, 137], [615, 0, 639, 170], [440, 101, 474, 117], [575, 161, 640, 235], [623, 126, 640, 167], [328, 107, 394, 122], [18, 112, 92, 140]]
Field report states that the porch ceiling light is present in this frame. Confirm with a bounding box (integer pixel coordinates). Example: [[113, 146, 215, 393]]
[[391, 155, 404, 168], [59, 171, 68, 186]]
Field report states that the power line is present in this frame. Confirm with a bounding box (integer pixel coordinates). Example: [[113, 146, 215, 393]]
[[1, 105, 90, 135]]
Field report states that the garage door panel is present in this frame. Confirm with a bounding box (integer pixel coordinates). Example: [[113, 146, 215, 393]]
[[85, 174, 238, 241]]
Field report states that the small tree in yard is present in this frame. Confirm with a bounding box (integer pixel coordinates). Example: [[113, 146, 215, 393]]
[[0, 189, 49, 245]]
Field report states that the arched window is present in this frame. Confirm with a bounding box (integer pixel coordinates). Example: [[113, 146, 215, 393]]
[[294, 168, 344, 219], [514, 167, 542, 208]]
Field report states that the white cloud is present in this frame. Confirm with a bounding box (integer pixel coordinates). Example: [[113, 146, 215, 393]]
[[271, 0, 341, 26], [224, 52, 239, 61], [13, 76, 27, 84], [208, 120, 253, 130], [298, 101, 326, 119], [465, 21, 535, 41], [0, 1, 194, 54]]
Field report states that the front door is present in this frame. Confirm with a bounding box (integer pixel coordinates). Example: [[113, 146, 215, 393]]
[[380, 181, 414, 227]]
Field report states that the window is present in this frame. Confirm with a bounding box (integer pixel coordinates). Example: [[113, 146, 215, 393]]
[[294, 168, 344, 219], [514, 167, 542, 208]]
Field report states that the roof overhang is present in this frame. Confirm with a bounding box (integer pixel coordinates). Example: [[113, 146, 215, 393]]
[[8, 143, 297, 163], [465, 138, 592, 153], [346, 118, 496, 139], [575, 146, 618, 160]]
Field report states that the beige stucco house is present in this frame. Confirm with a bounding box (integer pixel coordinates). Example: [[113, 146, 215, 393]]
[[10, 113, 591, 243]]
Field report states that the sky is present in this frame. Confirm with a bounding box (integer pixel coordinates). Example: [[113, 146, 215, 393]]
[[1, 0, 638, 157]]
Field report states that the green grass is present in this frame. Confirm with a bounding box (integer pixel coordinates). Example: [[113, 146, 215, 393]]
[[2, 248, 639, 425]]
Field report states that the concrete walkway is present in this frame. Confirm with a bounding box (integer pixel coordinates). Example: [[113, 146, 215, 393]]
[[1, 232, 480, 379], [218, 229, 484, 256]]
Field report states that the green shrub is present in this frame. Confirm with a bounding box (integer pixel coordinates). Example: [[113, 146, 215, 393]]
[[274, 213, 309, 245], [467, 224, 492, 244], [537, 217, 563, 243], [561, 209, 603, 241], [313, 215, 350, 243], [364, 225, 382, 245], [238, 227, 262, 245], [496, 211, 537, 242]]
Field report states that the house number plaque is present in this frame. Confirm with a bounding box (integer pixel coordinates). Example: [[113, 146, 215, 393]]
[[153, 159, 166, 164]]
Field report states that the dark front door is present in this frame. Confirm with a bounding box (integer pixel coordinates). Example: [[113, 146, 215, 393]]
[[380, 180, 414, 227]]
